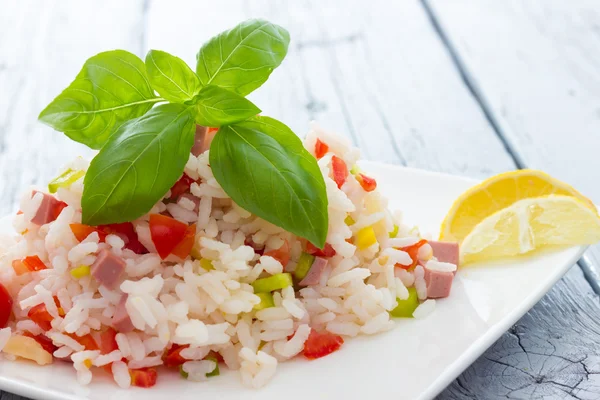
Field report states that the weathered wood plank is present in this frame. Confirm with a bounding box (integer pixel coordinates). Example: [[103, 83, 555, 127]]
[[424, 0, 600, 398]]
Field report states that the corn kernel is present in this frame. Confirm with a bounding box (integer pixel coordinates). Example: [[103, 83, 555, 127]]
[[70, 265, 90, 279], [356, 226, 377, 250], [83, 359, 92, 369]]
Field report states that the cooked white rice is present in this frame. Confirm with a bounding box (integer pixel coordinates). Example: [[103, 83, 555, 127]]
[[0, 124, 455, 389]]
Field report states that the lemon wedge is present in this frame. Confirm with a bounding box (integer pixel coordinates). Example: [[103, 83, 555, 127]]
[[440, 169, 595, 243], [460, 195, 600, 265]]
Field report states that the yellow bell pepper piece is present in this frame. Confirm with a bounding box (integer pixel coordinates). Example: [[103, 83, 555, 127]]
[[356, 226, 377, 250]]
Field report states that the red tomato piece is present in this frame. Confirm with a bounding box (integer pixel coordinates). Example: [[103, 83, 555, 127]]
[[101, 222, 148, 254], [163, 344, 189, 368], [130, 367, 158, 388], [22, 255, 48, 272], [356, 173, 377, 192], [51, 200, 68, 221], [264, 240, 290, 267], [67, 333, 99, 351], [70, 223, 107, 242], [305, 241, 336, 257], [171, 224, 196, 259], [395, 239, 428, 270], [331, 156, 348, 189], [28, 303, 53, 331], [0, 283, 13, 328], [11, 260, 29, 276], [22, 332, 57, 355], [169, 174, 196, 200], [100, 328, 119, 354], [149, 214, 189, 259], [314, 139, 329, 159], [303, 329, 344, 360]]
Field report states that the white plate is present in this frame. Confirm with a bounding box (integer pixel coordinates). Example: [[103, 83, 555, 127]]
[[0, 162, 587, 400]]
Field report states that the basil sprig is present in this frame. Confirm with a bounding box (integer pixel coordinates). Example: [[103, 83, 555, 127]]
[[38, 19, 328, 247]]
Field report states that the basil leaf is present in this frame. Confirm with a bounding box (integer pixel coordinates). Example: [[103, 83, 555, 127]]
[[145, 50, 202, 103], [193, 85, 261, 127], [39, 50, 160, 149], [82, 103, 195, 225], [210, 116, 328, 247], [195, 19, 290, 96]]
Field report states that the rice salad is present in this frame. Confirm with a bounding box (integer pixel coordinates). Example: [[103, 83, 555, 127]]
[[0, 124, 459, 389]]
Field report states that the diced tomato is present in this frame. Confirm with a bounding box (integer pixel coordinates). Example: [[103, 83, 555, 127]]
[[314, 139, 329, 159], [70, 223, 107, 242], [22, 332, 57, 355], [149, 214, 190, 259], [0, 283, 13, 328], [303, 329, 344, 360], [22, 255, 48, 272], [395, 239, 428, 270], [163, 344, 189, 368], [100, 327, 119, 354], [171, 224, 196, 259], [51, 200, 68, 221], [28, 303, 53, 331], [331, 156, 348, 189], [356, 173, 377, 192], [130, 367, 158, 388], [169, 174, 196, 200], [67, 333, 99, 351], [101, 222, 148, 254], [305, 241, 336, 257], [11, 260, 29, 276], [264, 240, 290, 267]]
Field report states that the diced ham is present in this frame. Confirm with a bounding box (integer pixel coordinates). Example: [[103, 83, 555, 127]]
[[422, 266, 454, 299], [112, 294, 134, 333], [178, 193, 200, 213], [191, 126, 217, 156], [428, 241, 459, 267], [90, 250, 126, 289], [30, 191, 65, 226], [298, 257, 328, 286]]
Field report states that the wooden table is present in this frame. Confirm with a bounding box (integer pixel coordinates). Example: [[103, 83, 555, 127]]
[[2, 1, 600, 398]]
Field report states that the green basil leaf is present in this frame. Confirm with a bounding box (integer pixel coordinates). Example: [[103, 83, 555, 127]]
[[145, 49, 202, 103], [193, 85, 261, 127], [39, 50, 160, 149], [195, 19, 290, 96], [82, 103, 195, 225], [210, 116, 328, 247]]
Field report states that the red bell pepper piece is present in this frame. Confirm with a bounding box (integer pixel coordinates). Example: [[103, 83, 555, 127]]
[[331, 156, 348, 189], [314, 139, 329, 159]]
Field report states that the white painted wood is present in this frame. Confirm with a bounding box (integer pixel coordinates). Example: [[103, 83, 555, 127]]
[[0, 0, 598, 399]]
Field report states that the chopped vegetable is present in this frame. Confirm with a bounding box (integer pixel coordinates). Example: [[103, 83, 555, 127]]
[[390, 287, 419, 318], [179, 365, 189, 379], [396, 239, 428, 270], [100, 328, 118, 354], [314, 138, 329, 159], [169, 173, 196, 199], [70, 223, 106, 242], [344, 215, 355, 225], [22, 332, 57, 355], [199, 259, 214, 271], [205, 355, 220, 377], [69, 333, 99, 351], [171, 224, 196, 259], [149, 214, 190, 259], [253, 292, 275, 310], [356, 226, 377, 250], [28, 303, 53, 331], [294, 252, 315, 281], [130, 367, 158, 388], [70, 265, 90, 279], [263, 240, 290, 267], [303, 329, 344, 360], [3, 335, 53, 365], [331, 156, 348, 189], [190, 246, 202, 260], [11, 260, 29, 276], [70, 222, 148, 254], [0, 283, 13, 328], [349, 164, 361, 175], [305, 241, 336, 257], [22, 255, 47, 272], [356, 173, 377, 192], [48, 169, 85, 193], [164, 344, 189, 368], [84, 359, 93, 369], [389, 224, 399, 238], [252, 273, 293, 293]]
